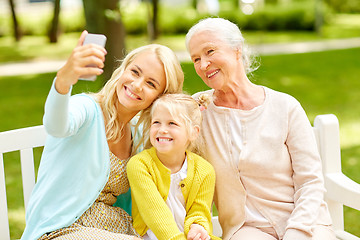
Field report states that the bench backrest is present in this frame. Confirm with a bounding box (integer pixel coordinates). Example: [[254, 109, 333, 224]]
[[1, 115, 359, 240], [0, 125, 47, 240], [314, 114, 360, 240]]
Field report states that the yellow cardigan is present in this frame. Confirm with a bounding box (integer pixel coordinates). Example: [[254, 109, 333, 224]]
[[127, 147, 220, 240]]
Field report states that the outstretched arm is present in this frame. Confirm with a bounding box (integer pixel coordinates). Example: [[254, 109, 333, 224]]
[[43, 31, 107, 138]]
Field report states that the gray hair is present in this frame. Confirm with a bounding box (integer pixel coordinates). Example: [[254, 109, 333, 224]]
[[185, 17, 258, 74]]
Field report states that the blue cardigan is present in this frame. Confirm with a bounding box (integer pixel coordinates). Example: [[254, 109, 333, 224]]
[[21, 82, 133, 240]]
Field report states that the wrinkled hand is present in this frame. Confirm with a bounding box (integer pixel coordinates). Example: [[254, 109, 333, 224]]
[[55, 30, 107, 94], [187, 224, 210, 240]]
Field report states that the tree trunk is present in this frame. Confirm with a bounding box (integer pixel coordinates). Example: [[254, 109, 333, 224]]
[[234, 0, 239, 9], [83, 0, 126, 84], [192, 0, 198, 9], [8, 0, 22, 41], [315, 0, 323, 36], [103, 0, 126, 81], [48, 0, 61, 43], [147, 0, 159, 41]]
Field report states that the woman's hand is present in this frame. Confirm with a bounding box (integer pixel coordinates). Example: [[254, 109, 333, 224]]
[[55, 30, 107, 94], [187, 224, 210, 240]]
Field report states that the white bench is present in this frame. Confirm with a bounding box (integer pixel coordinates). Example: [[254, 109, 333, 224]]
[[0, 114, 359, 240]]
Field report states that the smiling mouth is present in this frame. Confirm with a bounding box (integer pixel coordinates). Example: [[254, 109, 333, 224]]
[[157, 137, 172, 142], [125, 86, 141, 100], [207, 70, 219, 78]]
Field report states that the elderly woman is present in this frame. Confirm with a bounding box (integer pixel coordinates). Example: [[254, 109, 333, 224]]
[[186, 18, 335, 240]]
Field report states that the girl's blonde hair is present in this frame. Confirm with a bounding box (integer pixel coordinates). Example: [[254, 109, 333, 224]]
[[138, 93, 210, 157], [94, 44, 184, 143]]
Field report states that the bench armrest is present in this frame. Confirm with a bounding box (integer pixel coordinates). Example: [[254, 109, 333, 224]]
[[325, 172, 360, 211]]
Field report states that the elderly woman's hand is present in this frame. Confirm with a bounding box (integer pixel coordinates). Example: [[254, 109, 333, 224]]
[[55, 30, 107, 94]]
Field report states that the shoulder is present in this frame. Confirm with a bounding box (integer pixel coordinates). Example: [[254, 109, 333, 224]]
[[127, 148, 153, 170], [187, 151, 215, 176], [70, 93, 99, 108], [264, 87, 302, 110], [265, 87, 297, 102], [192, 89, 214, 100], [70, 93, 101, 117]]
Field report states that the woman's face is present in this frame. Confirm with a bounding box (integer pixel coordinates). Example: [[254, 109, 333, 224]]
[[188, 31, 240, 90], [116, 51, 166, 114]]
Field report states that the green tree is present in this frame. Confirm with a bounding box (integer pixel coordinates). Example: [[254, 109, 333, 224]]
[[82, 0, 126, 83], [324, 0, 360, 13], [48, 0, 61, 43], [8, 0, 22, 41], [147, 0, 159, 41]]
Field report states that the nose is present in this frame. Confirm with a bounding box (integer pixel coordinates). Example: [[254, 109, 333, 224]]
[[131, 79, 143, 92], [159, 126, 168, 134], [200, 58, 210, 71]]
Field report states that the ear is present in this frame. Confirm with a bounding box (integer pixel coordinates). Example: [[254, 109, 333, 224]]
[[189, 125, 200, 141], [236, 47, 242, 60]]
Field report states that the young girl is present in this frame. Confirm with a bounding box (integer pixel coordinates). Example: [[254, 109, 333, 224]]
[[127, 93, 221, 240]]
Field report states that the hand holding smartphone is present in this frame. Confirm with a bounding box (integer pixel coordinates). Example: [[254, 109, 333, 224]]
[[79, 33, 107, 81]]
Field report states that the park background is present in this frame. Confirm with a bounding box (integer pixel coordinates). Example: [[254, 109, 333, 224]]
[[0, 0, 360, 239]]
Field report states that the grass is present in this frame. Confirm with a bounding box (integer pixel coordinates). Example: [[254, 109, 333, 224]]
[[1, 46, 360, 238]]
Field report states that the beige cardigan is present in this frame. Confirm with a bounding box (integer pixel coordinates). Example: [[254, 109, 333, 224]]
[[193, 87, 332, 240]]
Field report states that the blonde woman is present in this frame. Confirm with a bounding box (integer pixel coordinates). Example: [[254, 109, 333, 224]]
[[21, 31, 184, 240], [127, 94, 221, 240]]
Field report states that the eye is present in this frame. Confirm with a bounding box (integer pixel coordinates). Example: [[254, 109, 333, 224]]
[[207, 49, 214, 55], [131, 69, 140, 76], [147, 80, 156, 88], [193, 57, 200, 63], [169, 121, 178, 126], [152, 120, 160, 125]]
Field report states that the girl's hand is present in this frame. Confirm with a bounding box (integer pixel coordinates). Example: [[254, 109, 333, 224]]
[[187, 224, 210, 240], [55, 30, 107, 94]]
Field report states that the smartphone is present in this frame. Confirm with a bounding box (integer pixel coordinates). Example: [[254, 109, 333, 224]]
[[79, 33, 107, 81]]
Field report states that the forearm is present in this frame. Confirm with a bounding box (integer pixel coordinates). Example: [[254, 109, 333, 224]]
[[184, 171, 215, 235], [286, 102, 326, 235], [43, 79, 72, 137], [127, 157, 184, 239]]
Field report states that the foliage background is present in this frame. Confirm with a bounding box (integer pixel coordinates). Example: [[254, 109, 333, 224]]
[[1, 0, 360, 239]]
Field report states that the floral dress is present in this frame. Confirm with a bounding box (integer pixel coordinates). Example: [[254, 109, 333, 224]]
[[40, 152, 140, 240]]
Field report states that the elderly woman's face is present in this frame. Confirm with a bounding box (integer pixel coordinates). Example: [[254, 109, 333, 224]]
[[188, 31, 240, 90]]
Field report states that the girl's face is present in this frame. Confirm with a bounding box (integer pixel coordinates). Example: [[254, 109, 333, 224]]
[[150, 106, 191, 160], [188, 31, 240, 91], [116, 51, 166, 115]]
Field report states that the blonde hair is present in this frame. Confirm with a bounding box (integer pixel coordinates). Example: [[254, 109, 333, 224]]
[[138, 93, 210, 157], [185, 17, 259, 74], [94, 44, 184, 142]]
